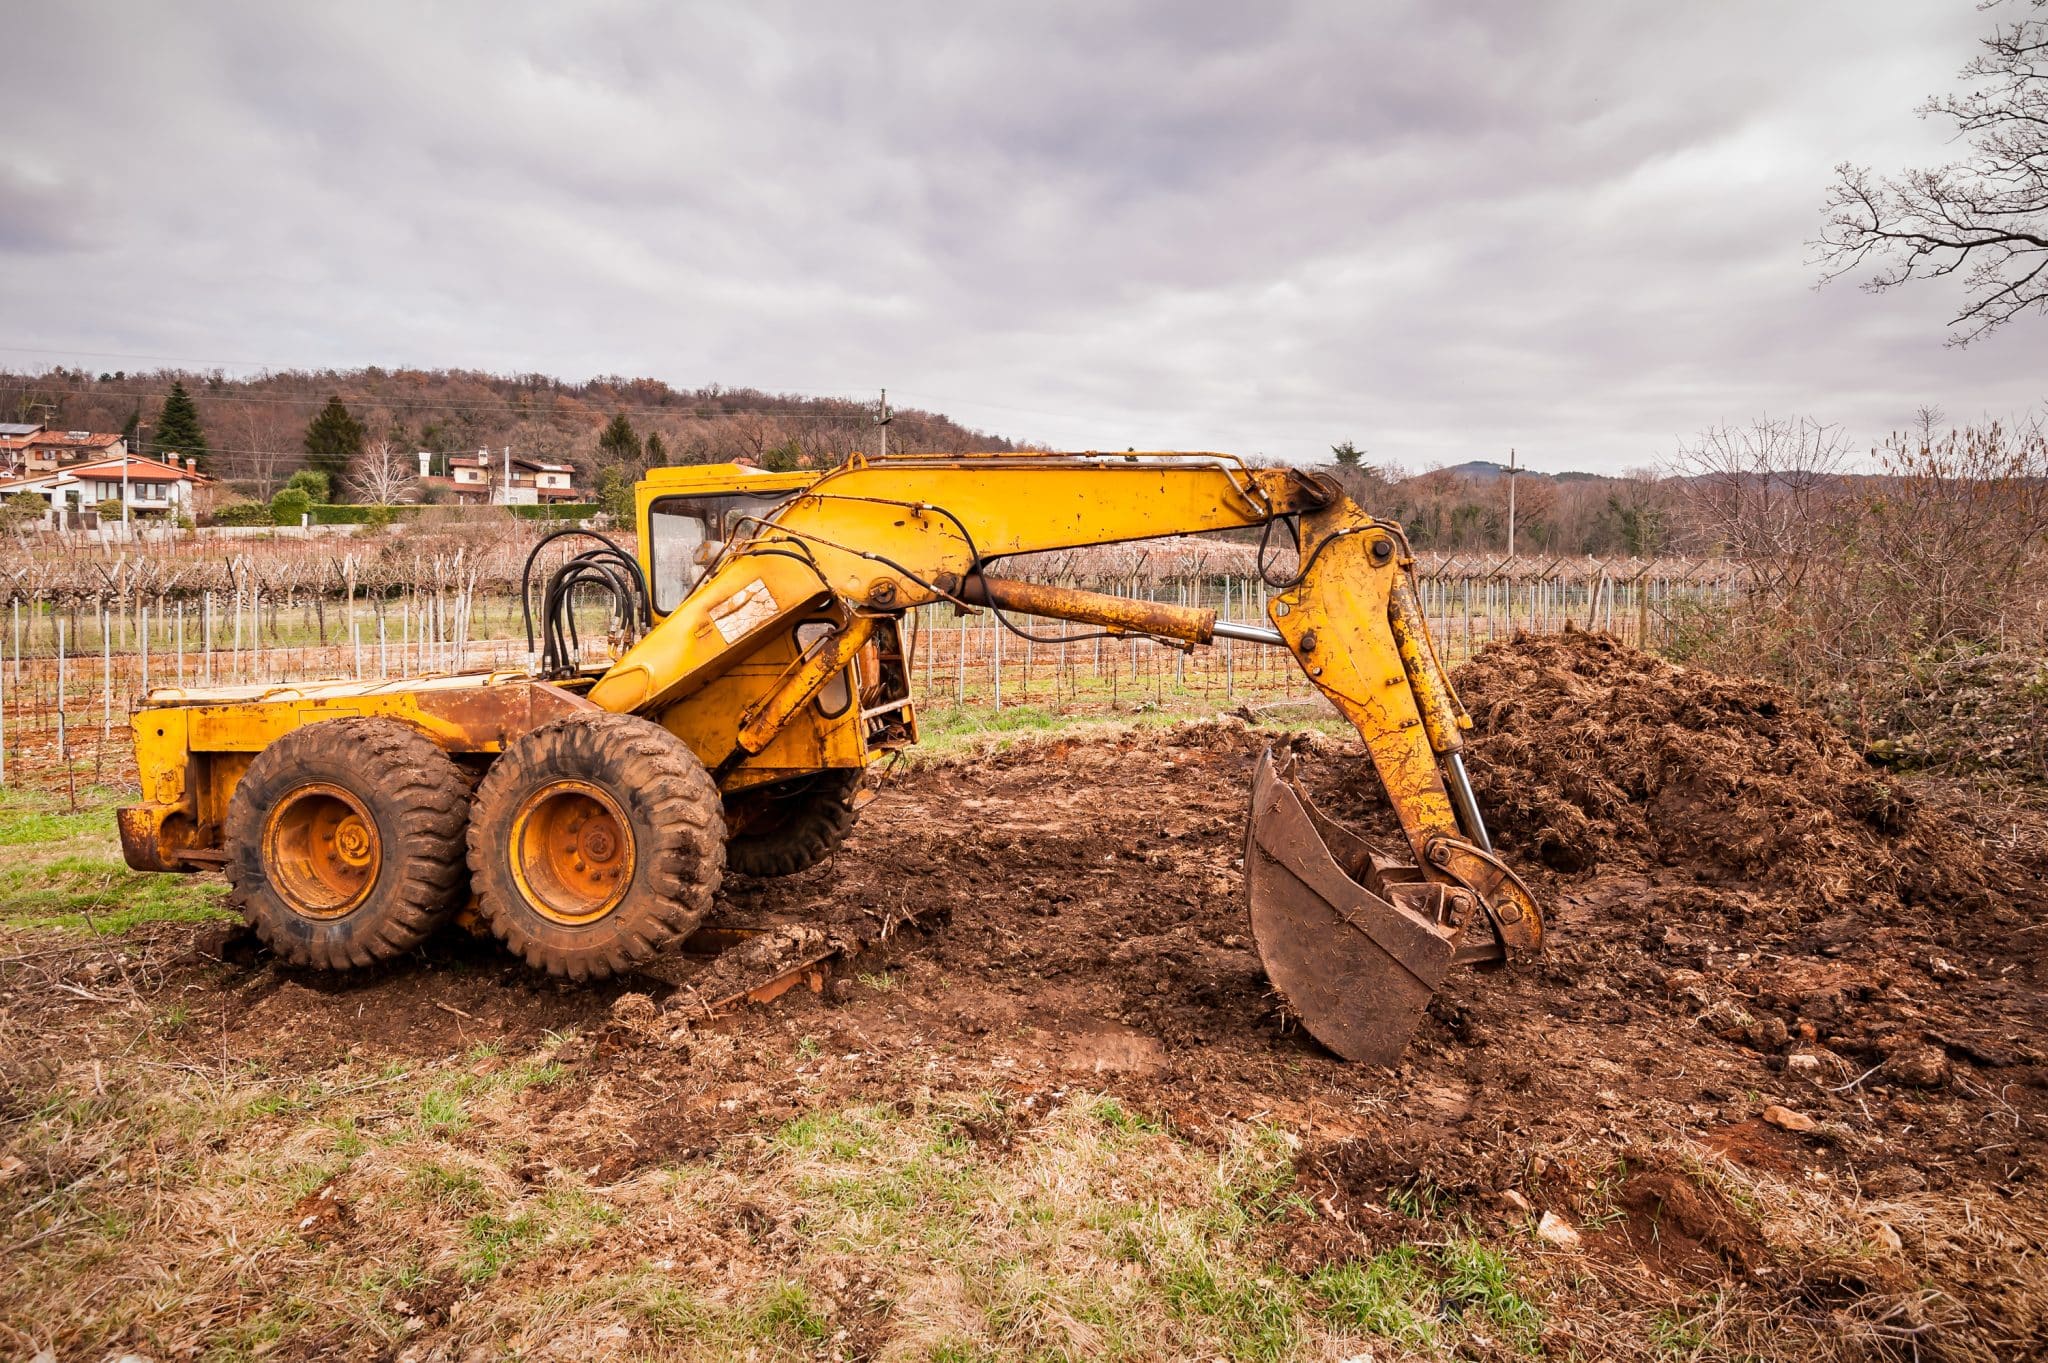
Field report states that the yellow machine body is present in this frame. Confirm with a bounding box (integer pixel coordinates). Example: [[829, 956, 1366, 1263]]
[[121, 451, 1545, 1063]]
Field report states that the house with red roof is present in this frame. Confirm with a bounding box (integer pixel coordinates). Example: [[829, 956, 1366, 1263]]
[[0, 425, 129, 477], [0, 453, 210, 529]]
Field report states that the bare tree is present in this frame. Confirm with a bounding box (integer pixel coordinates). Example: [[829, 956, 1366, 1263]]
[[1816, 1, 2048, 343], [234, 405, 298, 499], [1669, 416, 1853, 605], [350, 440, 418, 505]]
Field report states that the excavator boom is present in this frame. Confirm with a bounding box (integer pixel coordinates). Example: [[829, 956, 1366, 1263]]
[[608, 453, 1543, 1062]]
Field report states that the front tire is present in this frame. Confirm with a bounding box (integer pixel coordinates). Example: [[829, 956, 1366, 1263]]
[[224, 718, 472, 969], [467, 714, 725, 981]]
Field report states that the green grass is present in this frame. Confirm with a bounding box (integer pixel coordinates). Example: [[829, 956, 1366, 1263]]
[[907, 696, 1355, 758], [1311, 1246, 1443, 1348], [0, 786, 232, 933]]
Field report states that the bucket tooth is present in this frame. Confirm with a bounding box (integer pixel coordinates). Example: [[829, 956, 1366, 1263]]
[[1244, 748, 1458, 1065]]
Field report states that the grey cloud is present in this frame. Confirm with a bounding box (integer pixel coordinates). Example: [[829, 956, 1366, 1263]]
[[0, 0, 2039, 471]]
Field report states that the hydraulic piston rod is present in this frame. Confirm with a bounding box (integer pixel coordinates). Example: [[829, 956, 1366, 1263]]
[[1213, 619, 1287, 647]]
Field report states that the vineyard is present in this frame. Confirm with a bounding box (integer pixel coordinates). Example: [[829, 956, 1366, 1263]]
[[0, 531, 1743, 791]]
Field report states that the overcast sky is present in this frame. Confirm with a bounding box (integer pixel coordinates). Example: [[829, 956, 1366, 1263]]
[[2, 2, 2041, 471]]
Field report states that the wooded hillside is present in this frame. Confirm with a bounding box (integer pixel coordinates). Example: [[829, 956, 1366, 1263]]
[[0, 367, 1021, 496]]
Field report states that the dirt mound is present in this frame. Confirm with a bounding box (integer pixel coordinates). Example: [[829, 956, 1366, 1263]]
[[1452, 629, 1996, 914]]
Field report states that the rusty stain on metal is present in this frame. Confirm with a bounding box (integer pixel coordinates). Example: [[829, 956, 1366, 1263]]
[[956, 574, 1217, 645]]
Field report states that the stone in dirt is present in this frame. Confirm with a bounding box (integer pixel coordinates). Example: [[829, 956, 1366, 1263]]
[[1761, 1104, 1817, 1133], [1536, 1210, 1581, 1247]]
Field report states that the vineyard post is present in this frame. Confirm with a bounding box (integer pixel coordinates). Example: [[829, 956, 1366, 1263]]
[[56, 617, 72, 810], [100, 605, 112, 760], [1223, 577, 1234, 698]]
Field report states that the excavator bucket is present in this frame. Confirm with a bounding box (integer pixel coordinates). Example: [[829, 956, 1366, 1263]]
[[1245, 748, 1463, 1065]]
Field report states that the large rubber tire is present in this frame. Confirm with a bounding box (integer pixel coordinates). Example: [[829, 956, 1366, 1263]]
[[466, 713, 725, 981], [724, 770, 863, 878], [225, 718, 472, 970]]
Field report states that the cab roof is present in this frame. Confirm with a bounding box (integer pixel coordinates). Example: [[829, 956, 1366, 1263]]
[[637, 463, 818, 497]]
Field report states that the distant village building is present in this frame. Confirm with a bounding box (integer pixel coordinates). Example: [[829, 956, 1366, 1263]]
[[0, 424, 129, 477], [418, 450, 579, 506], [0, 454, 209, 529]]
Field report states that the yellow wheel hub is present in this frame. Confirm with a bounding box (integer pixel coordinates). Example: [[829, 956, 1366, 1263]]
[[509, 780, 635, 925], [263, 782, 381, 919]]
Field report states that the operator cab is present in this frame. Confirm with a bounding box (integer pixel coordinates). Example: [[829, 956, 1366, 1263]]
[[635, 464, 818, 618]]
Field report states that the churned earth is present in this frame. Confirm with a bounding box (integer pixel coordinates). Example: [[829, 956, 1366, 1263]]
[[3, 632, 2044, 1361]]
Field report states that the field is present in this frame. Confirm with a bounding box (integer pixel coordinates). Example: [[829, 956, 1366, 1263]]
[[2, 631, 2043, 1361]]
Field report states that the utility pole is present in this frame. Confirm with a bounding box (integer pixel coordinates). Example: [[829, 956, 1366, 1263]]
[[874, 388, 892, 460], [1505, 447, 1518, 558], [128, 420, 148, 535]]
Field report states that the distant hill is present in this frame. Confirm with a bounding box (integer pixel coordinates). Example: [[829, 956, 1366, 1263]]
[[1439, 459, 1516, 480], [0, 366, 1025, 494]]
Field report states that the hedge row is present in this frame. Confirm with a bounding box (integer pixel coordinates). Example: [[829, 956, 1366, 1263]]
[[265, 502, 601, 526], [509, 503, 600, 521]]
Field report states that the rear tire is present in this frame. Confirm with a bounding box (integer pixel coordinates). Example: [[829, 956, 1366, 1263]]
[[724, 770, 862, 878], [467, 713, 725, 981], [225, 719, 471, 970]]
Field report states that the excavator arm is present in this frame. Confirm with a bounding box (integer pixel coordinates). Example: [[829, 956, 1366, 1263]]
[[595, 453, 1542, 1063]]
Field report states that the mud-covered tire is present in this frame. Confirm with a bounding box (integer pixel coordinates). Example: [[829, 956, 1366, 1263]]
[[724, 770, 862, 878], [224, 718, 472, 970], [466, 713, 725, 981]]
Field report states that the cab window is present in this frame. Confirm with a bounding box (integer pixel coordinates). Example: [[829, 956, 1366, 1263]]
[[647, 493, 793, 615]]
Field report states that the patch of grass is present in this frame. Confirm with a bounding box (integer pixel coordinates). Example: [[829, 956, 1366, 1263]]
[[637, 1281, 718, 1343], [908, 701, 1356, 760], [409, 1161, 491, 1211], [1157, 1254, 1300, 1361], [417, 1087, 468, 1134], [0, 788, 232, 933], [501, 1059, 567, 1093], [1087, 1095, 1161, 1135], [1437, 1238, 1543, 1352], [461, 1211, 525, 1283], [751, 1279, 831, 1343], [1310, 1246, 1441, 1348]]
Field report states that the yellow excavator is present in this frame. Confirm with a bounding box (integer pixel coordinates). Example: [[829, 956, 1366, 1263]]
[[119, 453, 1542, 1065]]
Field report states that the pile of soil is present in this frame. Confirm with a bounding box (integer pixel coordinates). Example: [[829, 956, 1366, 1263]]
[[1451, 628, 1996, 915]]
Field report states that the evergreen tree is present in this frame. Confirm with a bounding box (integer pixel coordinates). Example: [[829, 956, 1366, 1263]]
[[303, 396, 366, 486], [597, 413, 642, 468], [1330, 440, 1365, 467], [645, 431, 669, 467], [152, 381, 209, 469], [594, 467, 635, 524]]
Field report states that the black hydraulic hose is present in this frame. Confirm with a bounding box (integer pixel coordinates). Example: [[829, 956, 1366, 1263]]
[[520, 528, 649, 656]]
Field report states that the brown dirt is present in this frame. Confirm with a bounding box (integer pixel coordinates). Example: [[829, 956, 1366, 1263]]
[[8, 631, 2048, 1359]]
